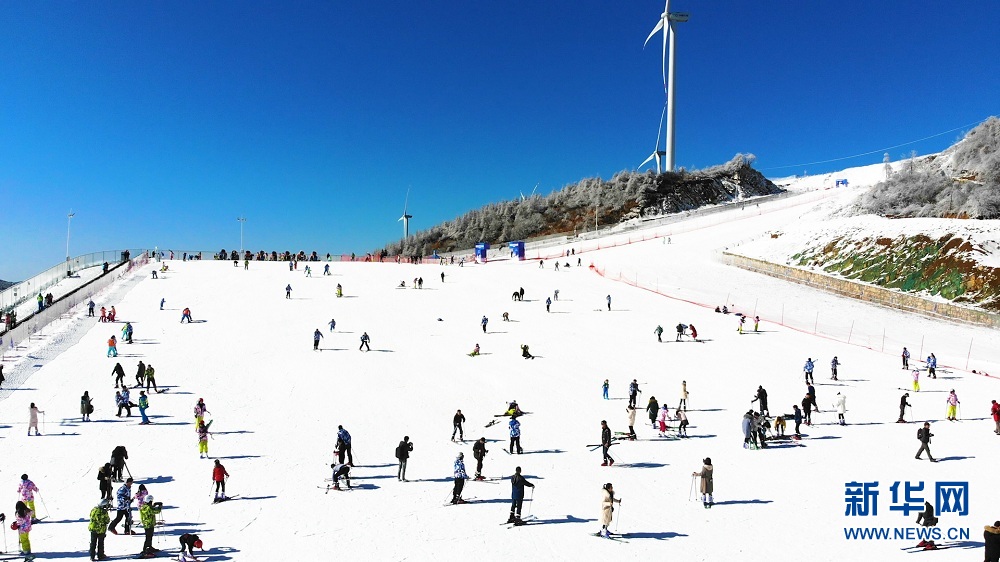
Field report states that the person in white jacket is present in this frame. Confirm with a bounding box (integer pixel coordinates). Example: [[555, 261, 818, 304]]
[[597, 483, 621, 538], [657, 405, 671, 437], [833, 392, 847, 426], [625, 406, 637, 440]]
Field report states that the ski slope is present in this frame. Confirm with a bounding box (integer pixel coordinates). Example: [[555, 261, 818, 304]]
[[3, 186, 996, 561]]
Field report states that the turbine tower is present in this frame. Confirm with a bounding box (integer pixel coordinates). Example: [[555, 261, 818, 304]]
[[644, 0, 689, 172], [398, 187, 413, 238]]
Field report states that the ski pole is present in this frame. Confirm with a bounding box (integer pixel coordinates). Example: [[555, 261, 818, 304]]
[[37, 491, 49, 518], [957, 404, 962, 421], [2, 515, 6, 553], [124, 461, 133, 481], [526, 487, 534, 517], [614, 500, 623, 533], [689, 476, 696, 501]]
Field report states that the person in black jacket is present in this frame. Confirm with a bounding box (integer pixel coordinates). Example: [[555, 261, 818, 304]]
[[897, 393, 911, 423], [600, 420, 614, 466], [752, 386, 769, 416], [135, 360, 146, 388], [98, 463, 113, 500], [473, 437, 488, 480], [451, 410, 466, 442], [395, 436, 412, 481], [179, 533, 204, 560], [111, 446, 128, 482], [985, 521, 1000, 562], [507, 466, 535, 524], [112, 363, 126, 389], [915, 422, 936, 462]]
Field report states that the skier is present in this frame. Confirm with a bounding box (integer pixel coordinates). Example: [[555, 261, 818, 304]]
[[285, 284, 292, 299], [792, 404, 802, 437], [801, 394, 812, 425], [138, 391, 150, 425], [330, 463, 352, 490], [897, 393, 912, 423], [502, 312, 509, 322], [927, 353, 937, 378], [178, 534, 204, 562], [553, 289, 559, 301], [472, 437, 487, 480], [452, 409, 466, 442], [135, 484, 149, 508], [902, 346, 912, 369], [212, 460, 229, 502], [481, 315, 488, 333], [774, 415, 786, 437], [194, 398, 208, 425], [135, 361, 146, 387], [675, 323, 684, 341], [468, 343, 480, 357], [18, 475, 39, 517], [28, 403, 44, 436], [912, 369, 921, 392], [89, 300, 96, 316], [197, 419, 210, 458], [602, 379, 609, 400], [108, 478, 133, 535], [693, 457, 714, 508], [600, 420, 614, 466], [112, 362, 126, 388], [440, 271, 444, 282], [505, 401, 524, 417], [395, 436, 413, 481], [336, 425, 353, 465], [111, 446, 128, 482], [597, 483, 621, 538], [144, 364, 157, 392], [628, 379, 640, 408], [180, 307, 192, 323], [100, 306, 107, 322], [751, 386, 769, 416], [122, 322, 133, 344], [992, 400, 1000, 434], [107, 335, 118, 357], [98, 464, 113, 501], [117, 388, 133, 417], [742, 411, 753, 448], [625, 406, 637, 440], [89, 498, 111, 561], [946, 390, 960, 421], [646, 396, 659, 428], [509, 416, 522, 454], [737, 315, 745, 334], [520, 344, 534, 359], [328, 318, 336, 332], [324, 264, 331, 276], [507, 466, 534, 524], [689, 324, 698, 341], [519, 287, 524, 300], [545, 297, 551, 312], [137, 495, 162, 558], [14, 501, 33, 560], [159, 298, 164, 311], [336, 283, 343, 297], [313, 329, 323, 350], [807, 382, 819, 412], [606, 294, 611, 311], [803, 357, 814, 384], [679, 380, 688, 411], [451, 453, 469, 504], [754, 315, 760, 332], [915, 422, 936, 462], [654, 325, 663, 342], [830, 356, 841, 380], [359, 332, 371, 352], [676, 408, 689, 437], [657, 405, 671, 437], [833, 392, 847, 425]]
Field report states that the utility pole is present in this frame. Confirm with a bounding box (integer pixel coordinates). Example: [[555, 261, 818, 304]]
[[237, 216, 247, 255], [66, 211, 75, 275]]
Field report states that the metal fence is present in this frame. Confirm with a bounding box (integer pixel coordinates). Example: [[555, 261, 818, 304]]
[[1, 249, 146, 312]]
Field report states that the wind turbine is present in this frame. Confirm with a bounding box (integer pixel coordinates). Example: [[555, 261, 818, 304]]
[[519, 183, 539, 201], [644, 0, 689, 172], [398, 187, 413, 238], [638, 103, 668, 174]]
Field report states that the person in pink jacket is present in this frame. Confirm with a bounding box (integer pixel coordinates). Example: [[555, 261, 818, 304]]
[[946, 390, 960, 421], [14, 500, 33, 558]]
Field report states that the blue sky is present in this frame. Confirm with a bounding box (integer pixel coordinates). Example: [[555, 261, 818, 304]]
[[2, 1, 998, 281]]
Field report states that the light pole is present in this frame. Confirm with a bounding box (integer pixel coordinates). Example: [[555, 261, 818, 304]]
[[66, 211, 75, 275], [237, 216, 247, 255]]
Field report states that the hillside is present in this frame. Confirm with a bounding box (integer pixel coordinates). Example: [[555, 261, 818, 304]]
[[855, 116, 1000, 218], [384, 154, 781, 256]]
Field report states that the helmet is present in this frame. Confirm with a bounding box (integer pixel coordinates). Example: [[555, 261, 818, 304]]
[[458, 452, 464, 459], [194, 539, 204, 549], [100, 498, 112, 509], [145, 495, 154, 504]]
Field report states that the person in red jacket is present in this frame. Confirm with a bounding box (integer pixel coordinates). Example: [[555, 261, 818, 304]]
[[212, 460, 229, 503], [992, 400, 1000, 435]]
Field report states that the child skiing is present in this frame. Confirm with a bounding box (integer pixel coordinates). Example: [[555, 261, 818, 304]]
[[946, 390, 960, 421], [212, 460, 229, 502], [197, 420, 211, 458]]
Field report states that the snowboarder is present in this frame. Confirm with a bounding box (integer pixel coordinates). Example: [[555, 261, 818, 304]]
[[108, 478, 133, 535], [481, 316, 488, 333], [197, 420, 210, 458], [693, 457, 714, 508], [898, 393, 912, 423], [602, 379, 609, 400], [212, 460, 229, 502], [912, 369, 921, 392], [902, 347, 910, 369], [646, 396, 659, 428], [452, 410, 466, 442], [507, 467, 534, 524], [111, 446, 128, 482], [803, 357, 814, 384], [137, 495, 162, 558], [89, 498, 111, 561], [654, 325, 664, 342], [831, 356, 841, 380], [946, 390, 960, 421], [597, 483, 621, 538], [520, 344, 534, 359], [927, 353, 937, 378], [285, 284, 292, 299], [112, 363, 126, 388], [359, 332, 371, 352], [679, 380, 688, 411], [600, 420, 614, 466], [472, 437, 487, 480], [138, 391, 150, 425], [833, 392, 847, 425], [395, 436, 413, 481], [180, 307, 192, 323], [336, 425, 353, 465], [628, 379, 640, 408], [468, 343, 480, 357], [751, 386, 769, 416], [509, 416, 522, 454], [915, 422, 936, 462], [330, 463, 352, 490], [28, 403, 44, 436], [313, 329, 323, 350], [451, 453, 468, 504]]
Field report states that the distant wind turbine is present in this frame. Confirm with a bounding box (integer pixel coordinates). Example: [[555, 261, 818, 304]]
[[638, 103, 668, 174], [398, 187, 413, 238], [519, 183, 539, 201], [644, 0, 689, 173]]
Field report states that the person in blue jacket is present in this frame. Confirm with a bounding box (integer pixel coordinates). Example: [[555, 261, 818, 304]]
[[509, 417, 522, 454], [803, 358, 815, 384], [336, 425, 353, 465], [507, 466, 535, 524], [451, 453, 469, 504]]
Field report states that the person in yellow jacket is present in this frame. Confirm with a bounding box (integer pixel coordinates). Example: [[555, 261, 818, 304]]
[[89, 498, 111, 561], [138, 496, 163, 559]]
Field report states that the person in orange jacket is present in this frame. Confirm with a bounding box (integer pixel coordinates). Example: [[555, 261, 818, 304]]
[[107, 336, 118, 357]]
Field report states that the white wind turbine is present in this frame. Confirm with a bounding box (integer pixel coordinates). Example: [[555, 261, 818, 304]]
[[644, 0, 689, 173], [638, 103, 668, 174], [519, 183, 539, 201], [399, 187, 413, 238]]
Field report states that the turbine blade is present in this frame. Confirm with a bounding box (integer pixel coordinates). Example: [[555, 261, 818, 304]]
[[656, 103, 667, 149], [403, 186, 410, 214], [639, 153, 656, 169], [662, 23, 669, 92], [643, 19, 664, 48]]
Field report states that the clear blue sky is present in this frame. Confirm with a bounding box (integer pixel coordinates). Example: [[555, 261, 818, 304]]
[[2, 1, 998, 281]]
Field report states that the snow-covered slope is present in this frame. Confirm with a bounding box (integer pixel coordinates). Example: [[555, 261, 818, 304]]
[[2, 190, 997, 561]]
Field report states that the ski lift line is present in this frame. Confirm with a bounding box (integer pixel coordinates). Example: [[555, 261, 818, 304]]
[[762, 117, 990, 171]]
